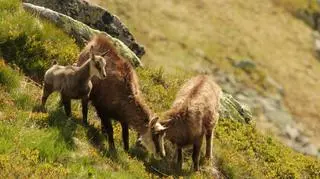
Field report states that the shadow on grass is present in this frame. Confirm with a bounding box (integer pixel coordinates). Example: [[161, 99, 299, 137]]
[[46, 108, 79, 150], [86, 123, 107, 152], [127, 144, 195, 177], [31, 106, 202, 177]]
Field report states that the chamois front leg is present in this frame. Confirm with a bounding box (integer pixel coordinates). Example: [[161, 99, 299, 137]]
[[41, 83, 53, 112], [96, 109, 116, 151], [205, 128, 213, 159], [192, 136, 203, 171], [81, 97, 89, 126], [177, 147, 183, 171], [61, 95, 71, 117], [121, 122, 129, 151], [104, 119, 115, 152]]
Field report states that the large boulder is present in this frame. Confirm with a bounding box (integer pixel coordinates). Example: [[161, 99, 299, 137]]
[[23, 3, 143, 68], [23, 0, 145, 58], [220, 93, 252, 124]]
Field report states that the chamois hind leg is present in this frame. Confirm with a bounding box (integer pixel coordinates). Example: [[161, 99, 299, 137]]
[[120, 122, 129, 151], [205, 128, 213, 159], [192, 136, 203, 171], [81, 97, 89, 126], [61, 95, 71, 117], [41, 83, 53, 112], [176, 147, 183, 171]]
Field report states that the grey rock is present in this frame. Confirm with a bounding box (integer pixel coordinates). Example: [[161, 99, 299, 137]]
[[22, 3, 143, 68], [299, 144, 319, 156], [295, 135, 310, 146], [220, 93, 253, 124], [212, 65, 319, 157], [234, 59, 257, 72], [284, 125, 300, 140], [23, 0, 145, 57]]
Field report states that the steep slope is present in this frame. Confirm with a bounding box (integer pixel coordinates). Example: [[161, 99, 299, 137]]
[[90, 0, 320, 148], [1, 0, 320, 178]]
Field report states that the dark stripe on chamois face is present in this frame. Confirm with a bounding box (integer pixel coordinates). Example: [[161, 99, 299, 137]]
[[95, 63, 101, 71], [152, 132, 161, 154]]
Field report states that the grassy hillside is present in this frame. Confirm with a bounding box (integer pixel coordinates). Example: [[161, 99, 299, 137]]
[[0, 0, 320, 178], [91, 0, 320, 149], [1, 60, 320, 178]]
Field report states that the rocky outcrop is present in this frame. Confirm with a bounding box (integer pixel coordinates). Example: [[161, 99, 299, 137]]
[[213, 59, 320, 157], [23, 3, 143, 68], [23, 0, 145, 58], [220, 93, 252, 124]]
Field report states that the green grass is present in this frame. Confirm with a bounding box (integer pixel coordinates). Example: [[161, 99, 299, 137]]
[[215, 118, 320, 178], [1, 58, 320, 178], [0, 0, 79, 81], [0, 63, 152, 178], [0, 0, 320, 178]]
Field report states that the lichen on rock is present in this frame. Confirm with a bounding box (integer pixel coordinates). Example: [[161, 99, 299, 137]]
[[22, 3, 143, 68], [220, 93, 253, 124], [23, 0, 145, 58]]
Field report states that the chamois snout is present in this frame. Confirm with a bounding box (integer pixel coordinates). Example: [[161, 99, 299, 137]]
[[139, 117, 167, 159]]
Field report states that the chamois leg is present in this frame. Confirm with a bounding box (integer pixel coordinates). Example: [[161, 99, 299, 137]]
[[121, 122, 129, 151], [81, 97, 89, 126], [205, 129, 213, 159], [177, 147, 183, 171], [101, 118, 116, 151], [192, 136, 203, 171], [61, 95, 71, 117], [41, 83, 53, 112]]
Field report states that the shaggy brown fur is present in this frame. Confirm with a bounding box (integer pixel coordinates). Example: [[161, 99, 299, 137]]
[[77, 34, 154, 151], [161, 75, 221, 171]]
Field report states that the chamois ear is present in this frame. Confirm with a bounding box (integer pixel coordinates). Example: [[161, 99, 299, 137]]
[[149, 116, 159, 128], [89, 45, 95, 60], [150, 117, 167, 133]]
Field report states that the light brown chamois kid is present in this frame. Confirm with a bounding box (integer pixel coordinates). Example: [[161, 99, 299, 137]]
[[41, 46, 108, 124], [139, 75, 221, 171]]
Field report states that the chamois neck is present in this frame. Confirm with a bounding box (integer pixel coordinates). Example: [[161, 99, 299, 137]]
[[123, 99, 152, 134], [161, 116, 184, 143], [78, 59, 93, 82]]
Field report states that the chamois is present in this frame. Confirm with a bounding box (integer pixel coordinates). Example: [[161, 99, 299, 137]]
[[77, 34, 162, 152], [41, 46, 108, 124], [140, 75, 221, 171]]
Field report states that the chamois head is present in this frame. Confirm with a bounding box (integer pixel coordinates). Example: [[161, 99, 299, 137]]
[[89, 46, 108, 79], [138, 117, 167, 158]]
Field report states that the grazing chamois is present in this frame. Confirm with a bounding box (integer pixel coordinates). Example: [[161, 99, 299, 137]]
[[139, 75, 221, 171], [41, 46, 108, 124], [77, 34, 162, 152]]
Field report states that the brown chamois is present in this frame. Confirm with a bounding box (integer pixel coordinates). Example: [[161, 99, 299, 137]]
[[140, 75, 222, 171], [41, 46, 108, 124], [77, 34, 162, 152]]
